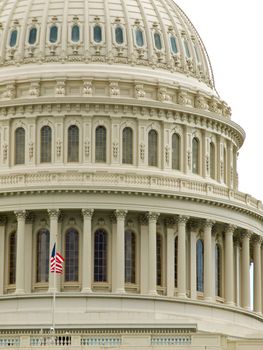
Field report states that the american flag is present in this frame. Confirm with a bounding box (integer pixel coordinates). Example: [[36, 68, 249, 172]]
[[50, 243, 64, 274]]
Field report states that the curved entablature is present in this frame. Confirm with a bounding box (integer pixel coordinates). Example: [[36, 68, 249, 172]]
[[0, 0, 214, 88]]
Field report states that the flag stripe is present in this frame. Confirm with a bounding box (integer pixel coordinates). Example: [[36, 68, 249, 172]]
[[50, 243, 65, 274]]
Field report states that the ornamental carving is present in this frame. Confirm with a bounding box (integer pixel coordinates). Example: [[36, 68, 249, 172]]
[[135, 84, 145, 99], [224, 224, 237, 235], [177, 89, 190, 106], [2, 83, 16, 99], [147, 212, 160, 222], [109, 82, 120, 97], [29, 82, 40, 97], [14, 210, 27, 221], [113, 142, 119, 159], [164, 217, 177, 228], [140, 143, 145, 161], [3, 143, 8, 161], [138, 214, 148, 226], [55, 81, 65, 96], [158, 87, 172, 102], [115, 210, 128, 220], [82, 209, 94, 218], [83, 81, 93, 96], [48, 209, 60, 219], [177, 215, 189, 225], [195, 93, 208, 110], [56, 139, 62, 157], [0, 215, 7, 226], [85, 140, 90, 158], [29, 142, 34, 159], [209, 97, 219, 113], [165, 145, 170, 165]]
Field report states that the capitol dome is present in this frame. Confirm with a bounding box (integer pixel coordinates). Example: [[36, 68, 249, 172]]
[[0, 0, 262, 349]]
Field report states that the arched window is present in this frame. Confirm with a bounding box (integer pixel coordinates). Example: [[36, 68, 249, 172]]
[[122, 127, 133, 165], [192, 137, 199, 174], [184, 40, 191, 58], [224, 147, 227, 184], [15, 127, 25, 165], [36, 229, 50, 283], [28, 27, 37, 45], [210, 142, 215, 179], [172, 133, 180, 170], [154, 32, 162, 50], [135, 29, 144, 47], [9, 232, 16, 285], [95, 126, 106, 163], [157, 233, 162, 286], [49, 25, 58, 43], [174, 236, 178, 288], [125, 230, 136, 284], [148, 130, 158, 166], [170, 36, 178, 54], [9, 30, 18, 47], [40, 126, 52, 163], [196, 239, 204, 292], [94, 25, 102, 43], [65, 228, 79, 282], [215, 244, 222, 297], [68, 125, 79, 162], [71, 25, 80, 42], [94, 229, 107, 282], [115, 26, 124, 44]]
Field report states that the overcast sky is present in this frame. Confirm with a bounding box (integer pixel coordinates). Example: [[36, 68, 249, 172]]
[[176, 1, 263, 201]]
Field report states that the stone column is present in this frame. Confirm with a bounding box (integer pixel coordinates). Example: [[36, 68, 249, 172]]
[[165, 218, 176, 297], [148, 212, 159, 295], [203, 220, 214, 301], [253, 236, 262, 314], [177, 216, 189, 298], [0, 216, 6, 295], [24, 213, 34, 294], [224, 225, 236, 305], [241, 231, 252, 310], [190, 221, 199, 300], [114, 210, 127, 293], [15, 210, 27, 294], [48, 209, 60, 292], [81, 209, 94, 293], [139, 214, 148, 294], [234, 237, 241, 307]]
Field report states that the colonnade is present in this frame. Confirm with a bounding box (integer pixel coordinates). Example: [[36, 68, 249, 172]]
[[0, 209, 262, 315]]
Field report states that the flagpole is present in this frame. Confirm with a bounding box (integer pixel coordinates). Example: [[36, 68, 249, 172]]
[[52, 255, 57, 331]]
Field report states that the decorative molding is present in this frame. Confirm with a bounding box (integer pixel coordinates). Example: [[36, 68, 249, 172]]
[[115, 209, 128, 220], [82, 209, 94, 219], [147, 212, 160, 222], [47, 209, 60, 219]]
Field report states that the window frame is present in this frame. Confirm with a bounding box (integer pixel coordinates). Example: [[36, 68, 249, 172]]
[[40, 125, 52, 164], [14, 127, 26, 165], [133, 27, 146, 49]]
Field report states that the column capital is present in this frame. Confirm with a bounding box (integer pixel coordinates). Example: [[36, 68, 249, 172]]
[[115, 209, 128, 220], [188, 219, 201, 232], [48, 209, 60, 220], [224, 224, 237, 236], [26, 212, 35, 224], [82, 209, 94, 219], [164, 217, 177, 228], [241, 230, 253, 240], [0, 215, 7, 226], [252, 234, 263, 246], [177, 215, 189, 225], [202, 219, 215, 230], [147, 212, 160, 222], [138, 213, 148, 226], [14, 210, 27, 221]]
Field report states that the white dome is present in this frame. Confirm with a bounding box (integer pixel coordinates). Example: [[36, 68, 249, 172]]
[[0, 0, 213, 89]]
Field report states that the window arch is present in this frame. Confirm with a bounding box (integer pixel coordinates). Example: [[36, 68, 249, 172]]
[[125, 230, 136, 284], [170, 36, 178, 54], [15, 127, 25, 165], [154, 32, 162, 50], [174, 236, 178, 288], [122, 127, 133, 165], [40, 126, 52, 163], [28, 27, 37, 45], [172, 133, 180, 170], [65, 228, 79, 282], [210, 142, 216, 179], [148, 130, 158, 166], [9, 232, 16, 285], [36, 229, 50, 283], [9, 29, 18, 47], [94, 229, 108, 282], [196, 239, 204, 292], [93, 25, 102, 43], [157, 233, 162, 286], [192, 137, 199, 174], [115, 26, 124, 44], [95, 126, 106, 163], [49, 25, 58, 43], [68, 125, 79, 162], [71, 25, 80, 42], [135, 28, 144, 47], [215, 243, 222, 297]]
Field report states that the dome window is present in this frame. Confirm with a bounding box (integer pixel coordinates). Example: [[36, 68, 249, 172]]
[[184, 40, 191, 58], [49, 25, 58, 43], [71, 25, 80, 42], [170, 36, 178, 54], [9, 29, 18, 47], [28, 27, 37, 45], [93, 25, 102, 43], [115, 26, 124, 45], [135, 29, 144, 47], [154, 32, 162, 50]]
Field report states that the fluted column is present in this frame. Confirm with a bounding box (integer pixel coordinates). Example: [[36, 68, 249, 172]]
[[190, 221, 199, 300], [48, 209, 60, 292], [0, 216, 6, 295], [148, 212, 159, 295], [224, 225, 236, 305], [253, 236, 262, 314], [15, 210, 27, 294], [204, 220, 214, 301], [165, 218, 176, 297], [177, 216, 189, 298], [114, 210, 127, 293], [81, 209, 94, 293], [241, 231, 252, 310]]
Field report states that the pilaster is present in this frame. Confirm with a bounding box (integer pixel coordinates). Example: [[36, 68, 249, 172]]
[[224, 225, 236, 305], [114, 209, 127, 293], [203, 220, 214, 301], [48, 209, 60, 292], [241, 230, 252, 310], [14, 210, 27, 294], [81, 209, 94, 293], [0, 216, 7, 295], [147, 212, 159, 295], [177, 215, 189, 298]]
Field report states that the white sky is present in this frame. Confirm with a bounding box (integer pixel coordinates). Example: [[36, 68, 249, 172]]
[[176, 0, 263, 201]]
